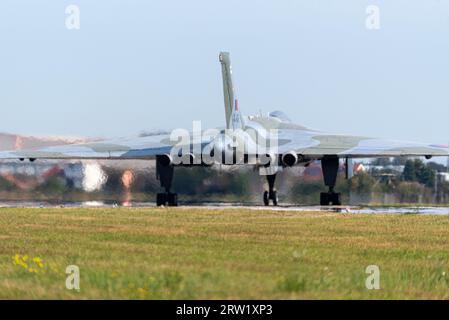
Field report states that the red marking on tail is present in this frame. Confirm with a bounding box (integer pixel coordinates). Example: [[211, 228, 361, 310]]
[[235, 99, 239, 111]]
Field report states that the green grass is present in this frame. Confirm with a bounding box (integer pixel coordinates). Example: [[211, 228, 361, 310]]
[[1, 207, 449, 299]]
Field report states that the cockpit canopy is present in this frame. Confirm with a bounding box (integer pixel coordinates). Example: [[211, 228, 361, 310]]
[[269, 111, 291, 123]]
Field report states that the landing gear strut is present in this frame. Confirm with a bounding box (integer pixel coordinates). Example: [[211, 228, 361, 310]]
[[320, 156, 341, 206], [156, 155, 178, 206], [263, 174, 278, 206]]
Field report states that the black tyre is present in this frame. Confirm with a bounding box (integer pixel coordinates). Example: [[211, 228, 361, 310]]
[[263, 191, 269, 206], [320, 192, 330, 206], [167, 193, 178, 206], [272, 191, 278, 206], [156, 193, 167, 206], [331, 193, 342, 206]]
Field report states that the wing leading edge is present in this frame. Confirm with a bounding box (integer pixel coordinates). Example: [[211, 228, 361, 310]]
[[0, 134, 175, 160], [0, 130, 447, 162], [275, 128, 449, 159]]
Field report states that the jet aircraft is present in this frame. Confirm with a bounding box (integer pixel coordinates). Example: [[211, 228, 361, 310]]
[[0, 52, 448, 206]]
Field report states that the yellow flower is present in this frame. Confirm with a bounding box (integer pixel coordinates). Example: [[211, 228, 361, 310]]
[[13, 254, 45, 271], [13, 254, 21, 265], [32, 257, 44, 268]]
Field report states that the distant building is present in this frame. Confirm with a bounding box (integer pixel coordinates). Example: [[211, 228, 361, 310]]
[[0, 161, 85, 190], [363, 164, 405, 174], [437, 172, 449, 183]]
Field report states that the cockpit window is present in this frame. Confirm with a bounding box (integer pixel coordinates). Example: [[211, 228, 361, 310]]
[[269, 111, 291, 122]]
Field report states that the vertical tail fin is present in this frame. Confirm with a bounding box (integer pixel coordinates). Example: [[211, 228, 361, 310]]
[[219, 52, 243, 129], [219, 52, 235, 129]]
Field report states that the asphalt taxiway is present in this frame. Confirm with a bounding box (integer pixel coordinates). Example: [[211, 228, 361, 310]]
[[0, 201, 448, 215]]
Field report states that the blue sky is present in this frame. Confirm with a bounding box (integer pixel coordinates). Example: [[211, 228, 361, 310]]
[[0, 0, 448, 144]]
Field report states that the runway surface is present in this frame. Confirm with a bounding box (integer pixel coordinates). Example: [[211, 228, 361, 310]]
[[0, 200, 448, 215]]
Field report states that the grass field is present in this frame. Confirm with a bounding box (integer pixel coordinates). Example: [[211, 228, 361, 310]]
[[1, 207, 449, 299]]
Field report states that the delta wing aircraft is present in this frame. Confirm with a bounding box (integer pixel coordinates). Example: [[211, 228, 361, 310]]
[[0, 52, 448, 206]]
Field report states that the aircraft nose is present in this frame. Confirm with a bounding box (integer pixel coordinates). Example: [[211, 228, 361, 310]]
[[214, 134, 232, 153], [211, 133, 244, 165]]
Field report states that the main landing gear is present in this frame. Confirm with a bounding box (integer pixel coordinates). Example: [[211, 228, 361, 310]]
[[320, 156, 341, 206], [156, 155, 178, 206], [263, 174, 278, 206]]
